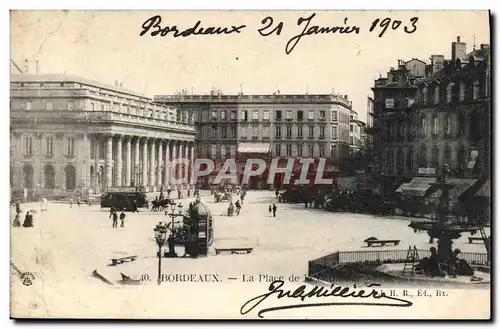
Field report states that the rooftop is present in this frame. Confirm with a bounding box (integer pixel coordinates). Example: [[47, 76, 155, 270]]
[[10, 74, 148, 99]]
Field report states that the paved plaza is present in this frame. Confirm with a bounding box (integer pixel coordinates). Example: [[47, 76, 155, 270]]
[[10, 191, 490, 318]]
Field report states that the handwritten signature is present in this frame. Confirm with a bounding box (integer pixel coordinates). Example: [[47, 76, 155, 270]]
[[240, 280, 412, 318]]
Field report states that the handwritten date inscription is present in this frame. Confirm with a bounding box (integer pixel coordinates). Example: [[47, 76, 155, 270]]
[[139, 13, 419, 55]]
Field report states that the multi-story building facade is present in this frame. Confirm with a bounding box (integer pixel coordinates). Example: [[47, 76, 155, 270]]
[[348, 110, 367, 156], [10, 74, 196, 199], [371, 37, 491, 195], [155, 93, 352, 160], [154, 93, 353, 186]]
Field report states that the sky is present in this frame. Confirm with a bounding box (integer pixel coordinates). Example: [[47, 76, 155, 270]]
[[10, 10, 490, 123]]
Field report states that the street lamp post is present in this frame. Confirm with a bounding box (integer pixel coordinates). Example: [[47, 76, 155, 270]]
[[153, 221, 168, 285], [165, 202, 184, 258]]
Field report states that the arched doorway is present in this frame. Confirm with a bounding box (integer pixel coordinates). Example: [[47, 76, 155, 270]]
[[44, 164, 55, 189], [65, 165, 76, 190], [23, 164, 34, 189]]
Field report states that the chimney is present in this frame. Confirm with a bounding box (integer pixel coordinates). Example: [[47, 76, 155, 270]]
[[452, 36, 467, 61], [35, 60, 39, 74], [119, 82, 123, 88], [24, 59, 29, 74]]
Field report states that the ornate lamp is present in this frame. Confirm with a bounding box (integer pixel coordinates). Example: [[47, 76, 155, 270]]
[[153, 222, 167, 285]]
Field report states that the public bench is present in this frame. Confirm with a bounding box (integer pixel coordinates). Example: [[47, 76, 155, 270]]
[[215, 248, 253, 255], [111, 255, 138, 266], [468, 237, 485, 244], [365, 239, 400, 247]]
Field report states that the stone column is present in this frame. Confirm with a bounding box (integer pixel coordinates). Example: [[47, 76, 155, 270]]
[[94, 134, 100, 194], [190, 142, 195, 184], [178, 142, 184, 185], [149, 139, 156, 189], [157, 140, 163, 186], [142, 138, 148, 187], [134, 137, 140, 186], [125, 136, 132, 187], [105, 135, 113, 188], [115, 135, 123, 187], [163, 140, 170, 186], [171, 141, 177, 187]]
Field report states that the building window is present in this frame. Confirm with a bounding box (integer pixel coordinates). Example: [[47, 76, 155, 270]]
[[332, 126, 338, 139], [331, 144, 337, 159], [101, 104, 105, 111], [220, 145, 226, 158], [252, 110, 259, 120], [445, 114, 452, 138], [44, 164, 55, 189], [456, 145, 466, 172], [230, 110, 237, 120], [386, 149, 394, 174], [444, 144, 451, 166], [419, 144, 427, 167], [211, 111, 218, 120], [239, 126, 246, 138], [308, 144, 314, 157], [229, 145, 236, 157], [473, 80, 480, 100], [286, 126, 292, 137], [23, 136, 33, 155], [407, 148, 414, 171], [319, 145, 325, 157], [263, 110, 270, 121], [240, 110, 248, 122], [211, 145, 217, 157], [66, 137, 75, 156], [46, 102, 53, 110], [65, 165, 76, 190], [275, 144, 281, 157], [221, 111, 227, 120], [297, 145, 303, 157], [446, 83, 453, 103], [262, 126, 269, 138], [211, 126, 217, 138], [221, 127, 227, 139], [458, 113, 465, 136], [275, 126, 281, 138], [286, 144, 292, 157], [422, 87, 428, 104], [350, 136, 354, 145], [385, 98, 395, 109], [45, 136, 54, 156], [26, 101, 31, 110], [275, 110, 282, 121], [230, 126, 236, 138], [297, 111, 304, 121], [253, 126, 259, 138], [319, 110, 326, 119], [285, 110, 292, 120], [331, 111, 337, 121], [431, 145, 439, 169], [308, 110, 314, 120], [432, 115, 439, 136], [433, 86, 440, 105], [319, 126, 325, 139], [350, 125, 354, 132], [308, 126, 314, 138], [420, 117, 426, 137], [297, 126, 303, 138]]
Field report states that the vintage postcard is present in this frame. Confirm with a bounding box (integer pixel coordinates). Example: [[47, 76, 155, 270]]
[[9, 10, 491, 319]]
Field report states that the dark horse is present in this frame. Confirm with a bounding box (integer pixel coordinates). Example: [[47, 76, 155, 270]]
[[151, 198, 175, 212]]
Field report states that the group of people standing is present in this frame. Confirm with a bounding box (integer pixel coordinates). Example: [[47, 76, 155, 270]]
[[109, 207, 127, 228], [12, 202, 34, 228]]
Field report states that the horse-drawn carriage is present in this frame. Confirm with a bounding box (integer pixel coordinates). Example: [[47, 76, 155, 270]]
[[214, 191, 231, 203], [101, 191, 148, 211]]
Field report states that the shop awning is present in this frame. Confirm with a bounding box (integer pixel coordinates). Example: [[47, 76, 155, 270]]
[[237, 142, 271, 153], [475, 180, 490, 198], [430, 178, 478, 199], [336, 177, 357, 191], [396, 177, 436, 196]]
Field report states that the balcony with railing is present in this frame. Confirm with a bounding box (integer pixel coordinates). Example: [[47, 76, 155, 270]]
[[11, 109, 196, 133]]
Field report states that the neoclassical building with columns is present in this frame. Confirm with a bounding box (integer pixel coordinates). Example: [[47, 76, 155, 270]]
[[10, 74, 196, 199]]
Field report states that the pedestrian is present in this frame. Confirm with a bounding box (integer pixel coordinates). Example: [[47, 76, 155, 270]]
[[272, 203, 277, 217], [112, 211, 118, 228], [23, 211, 33, 227], [77, 196, 81, 207], [69, 196, 74, 208], [13, 214, 21, 227], [120, 211, 126, 228], [133, 200, 139, 213]]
